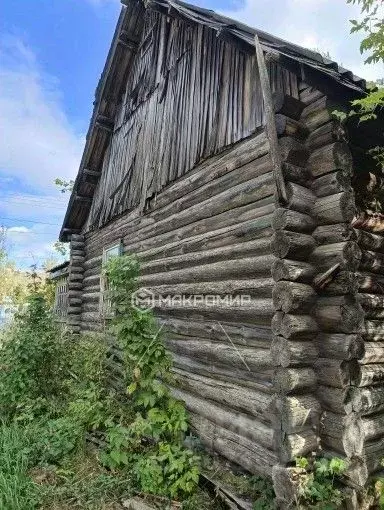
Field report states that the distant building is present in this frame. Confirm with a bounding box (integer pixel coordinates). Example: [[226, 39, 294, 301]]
[[47, 261, 69, 322]]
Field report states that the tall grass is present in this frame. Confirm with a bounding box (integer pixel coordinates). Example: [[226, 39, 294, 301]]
[[0, 422, 37, 510]]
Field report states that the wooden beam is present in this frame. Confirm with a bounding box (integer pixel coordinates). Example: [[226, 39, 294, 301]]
[[83, 169, 101, 178], [254, 35, 287, 205], [118, 30, 139, 50], [62, 228, 80, 235], [95, 115, 114, 132], [75, 194, 92, 204]]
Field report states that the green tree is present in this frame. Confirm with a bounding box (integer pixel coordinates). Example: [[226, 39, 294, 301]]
[[348, 0, 384, 119]]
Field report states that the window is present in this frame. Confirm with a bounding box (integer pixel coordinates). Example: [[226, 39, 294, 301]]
[[100, 241, 122, 317], [54, 275, 69, 320]]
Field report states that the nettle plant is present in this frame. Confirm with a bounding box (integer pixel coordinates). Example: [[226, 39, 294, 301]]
[[102, 255, 200, 499]]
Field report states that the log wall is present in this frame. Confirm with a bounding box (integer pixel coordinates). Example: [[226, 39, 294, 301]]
[[81, 130, 281, 475], [353, 220, 384, 479], [299, 82, 384, 488]]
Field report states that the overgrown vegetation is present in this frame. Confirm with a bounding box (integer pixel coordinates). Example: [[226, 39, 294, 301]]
[[0, 255, 257, 508], [294, 456, 347, 509]]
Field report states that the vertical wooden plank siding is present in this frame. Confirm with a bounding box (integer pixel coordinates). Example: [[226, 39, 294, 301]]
[[84, 9, 298, 232]]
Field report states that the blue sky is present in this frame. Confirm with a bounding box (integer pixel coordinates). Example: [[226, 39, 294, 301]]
[[1, 0, 383, 268]]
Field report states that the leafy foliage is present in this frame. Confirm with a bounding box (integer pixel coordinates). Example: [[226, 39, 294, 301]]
[[54, 177, 75, 194], [294, 456, 347, 509], [102, 254, 200, 499], [0, 292, 64, 422]]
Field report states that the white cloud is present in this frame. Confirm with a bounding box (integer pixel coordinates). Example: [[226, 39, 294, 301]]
[[220, 0, 384, 81], [0, 35, 83, 268], [0, 35, 84, 195]]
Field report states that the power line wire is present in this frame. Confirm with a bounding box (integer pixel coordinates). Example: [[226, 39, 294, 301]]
[[0, 216, 60, 226]]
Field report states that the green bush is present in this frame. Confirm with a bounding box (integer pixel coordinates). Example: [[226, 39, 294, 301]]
[[0, 293, 65, 422], [103, 255, 200, 499]]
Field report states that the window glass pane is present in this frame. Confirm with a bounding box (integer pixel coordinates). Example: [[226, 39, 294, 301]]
[[104, 244, 120, 260]]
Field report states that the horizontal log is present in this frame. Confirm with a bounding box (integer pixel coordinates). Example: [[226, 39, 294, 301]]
[[274, 395, 321, 433], [271, 231, 315, 260], [273, 367, 316, 394], [315, 358, 360, 388], [277, 428, 319, 463], [318, 271, 359, 296], [358, 364, 384, 387], [299, 87, 324, 106], [140, 255, 275, 286], [136, 213, 274, 262], [282, 162, 311, 186], [70, 234, 84, 243], [310, 242, 361, 272], [129, 173, 275, 247], [154, 299, 274, 325], [312, 224, 355, 244], [273, 92, 306, 120], [174, 369, 273, 422], [172, 353, 274, 391], [307, 142, 352, 178], [190, 412, 277, 477], [67, 282, 83, 290], [359, 293, 384, 319], [321, 412, 364, 457], [302, 97, 344, 132], [140, 238, 271, 275], [286, 182, 316, 215], [158, 317, 272, 347], [314, 296, 364, 333], [166, 337, 272, 370], [316, 334, 364, 360], [149, 278, 274, 300], [172, 388, 274, 449], [307, 120, 347, 151], [272, 259, 315, 283], [275, 114, 309, 140], [316, 384, 354, 414], [272, 312, 318, 339], [84, 255, 102, 270], [312, 192, 356, 225], [272, 208, 315, 233], [125, 199, 275, 257], [278, 137, 309, 167], [355, 229, 384, 253], [67, 290, 82, 299], [351, 386, 384, 415], [364, 321, 384, 341], [362, 413, 384, 441], [68, 273, 83, 282], [360, 250, 384, 275], [273, 281, 315, 313], [365, 437, 384, 474], [360, 343, 384, 364], [271, 336, 318, 367], [69, 298, 82, 306], [312, 170, 351, 198]]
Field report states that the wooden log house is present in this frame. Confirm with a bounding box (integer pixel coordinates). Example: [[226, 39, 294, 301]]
[[57, 0, 384, 501]]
